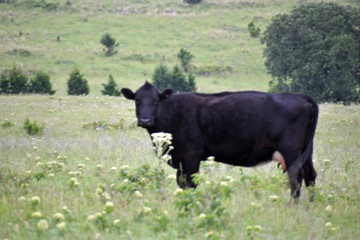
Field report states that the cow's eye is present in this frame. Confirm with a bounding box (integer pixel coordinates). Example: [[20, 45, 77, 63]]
[[153, 100, 158, 105]]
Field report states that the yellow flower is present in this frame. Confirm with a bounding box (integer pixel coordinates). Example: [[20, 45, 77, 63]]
[[37, 219, 49, 231], [104, 201, 115, 214], [111, 166, 117, 171], [113, 219, 121, 226], [167, 174, 176, 180], [48, 173, 55, 178], [143, 207, 152, 214], [18, 196, 26, 202], [87, 214, 96, 221], [325, 222, 332, 228], [31, 196, 41, 205], [326, 205, 333, 212], [198, 213, 206, 221], [56, 222, 66, 232], [134, 191, 143, 198], [96, 164, 103, 169], [269, 195, 278, 201], [253, 225, 262, 231], [120, 165, 129, 171], [173, 188, 183, 196], [32, 211, 43, 219], [53, 212, 65, 221]]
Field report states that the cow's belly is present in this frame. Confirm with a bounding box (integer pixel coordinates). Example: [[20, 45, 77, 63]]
[[205, 142, 275, 167]]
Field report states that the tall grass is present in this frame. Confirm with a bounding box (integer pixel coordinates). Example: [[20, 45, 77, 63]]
[[0, 95, 359, 239]]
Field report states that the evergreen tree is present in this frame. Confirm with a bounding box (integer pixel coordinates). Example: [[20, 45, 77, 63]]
[[67, 67, 89, 95], [28, 71, 56, 95], [101, 74, 121, 96]]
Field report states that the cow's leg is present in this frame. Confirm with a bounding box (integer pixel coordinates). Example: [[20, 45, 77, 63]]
[[302, 150, 317, 201], [277, 145, 304, 201], [176, 154, 200, 189]]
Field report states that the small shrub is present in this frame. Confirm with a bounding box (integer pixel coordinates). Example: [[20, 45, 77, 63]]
[[184, 0, 202, 4], [24, 117, 44, 136], [101, 74, 121, 96], [0, 65, 28, 94], [248, 22, 261, 38], [100, 33, 119, 57], [67, 67, 90, 95], [28, 71, 56, 95], [6, 49, 32, 57], [177, 48, 193, 73], [1, 120, 14, 128]]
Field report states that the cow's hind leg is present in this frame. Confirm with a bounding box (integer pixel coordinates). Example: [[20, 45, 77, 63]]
[[303, 152, 317, 201], [287, 167, 304, 202]]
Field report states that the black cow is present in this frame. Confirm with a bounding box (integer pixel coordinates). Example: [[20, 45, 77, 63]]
[[121, 82, 318, 200]]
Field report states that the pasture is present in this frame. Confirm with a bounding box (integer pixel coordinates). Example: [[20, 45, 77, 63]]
[[1, 0, 360, 239]]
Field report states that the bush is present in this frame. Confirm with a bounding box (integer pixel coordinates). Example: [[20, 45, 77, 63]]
[[24, 117, 44, 136], [28, 71, 56, 95], [101, 74, 121, 96], [67, 67, 90, 95], [152, 64, 196, 92], [184, 0, 202, 4], [177, 48, 193, 73], [261, 3, 360, 104], [248, 22, 261, 38], [0, 65, 28, 94], [100, 33, 118, 57]]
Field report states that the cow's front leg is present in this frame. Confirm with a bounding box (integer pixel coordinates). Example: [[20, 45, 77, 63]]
[[176, 156, 200, 189]]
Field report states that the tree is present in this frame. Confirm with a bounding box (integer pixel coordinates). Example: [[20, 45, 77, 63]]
[[100, 32, 119, 57], [261, 3, 360, 104], [28, 71, 56, 95], [0, 65, 28, 94], [67, 67, 89, 95], [152, 64, 196, 92], [177, 48, 193, 73], [247, 22, 260, 38], [101, 74, 121, 96], [152, 64, 172, 91]]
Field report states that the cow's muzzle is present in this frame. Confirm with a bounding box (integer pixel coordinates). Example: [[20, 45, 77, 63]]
[[138, 118, 153, 127]]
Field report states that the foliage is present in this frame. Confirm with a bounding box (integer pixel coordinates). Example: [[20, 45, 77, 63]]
[[0, 65, 28, 94], [28, 71, 56, 95], [67, 67, 90, 95], [101, 74, 121, 96], [23, 117, 44, 136], [184, 0, 202, 4], [152, 64, 196, 92], [100, 33, 119, 57], [177, 48, 194, 73], [247, 22, 261, 38], [262, 3, 360, 104]]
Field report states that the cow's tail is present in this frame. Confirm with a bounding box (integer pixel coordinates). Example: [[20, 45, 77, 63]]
[[287, 95, 319, 173]]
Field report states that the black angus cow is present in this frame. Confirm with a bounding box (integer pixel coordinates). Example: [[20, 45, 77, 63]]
[[121, 82, 318, 200]]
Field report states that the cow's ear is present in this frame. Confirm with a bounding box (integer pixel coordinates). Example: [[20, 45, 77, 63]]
[[121, 88, 135, 100], [160, 88, 173, 100]]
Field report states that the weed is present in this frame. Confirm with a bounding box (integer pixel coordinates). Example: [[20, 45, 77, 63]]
[[23, 117, 44, 136]]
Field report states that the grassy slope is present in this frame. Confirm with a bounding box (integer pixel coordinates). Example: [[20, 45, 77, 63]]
[[1, 0, 360, 239]]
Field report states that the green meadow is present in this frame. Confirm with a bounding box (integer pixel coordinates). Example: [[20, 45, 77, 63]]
[[1, 0, 360, 239]]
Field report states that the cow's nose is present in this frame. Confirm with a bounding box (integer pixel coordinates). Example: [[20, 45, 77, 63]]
[[139, 118, 152, 127]]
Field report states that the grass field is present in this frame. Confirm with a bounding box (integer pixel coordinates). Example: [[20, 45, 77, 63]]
[[1, 0, 360, 239]]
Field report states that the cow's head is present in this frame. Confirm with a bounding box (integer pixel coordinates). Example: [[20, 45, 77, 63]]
[[121, 82, 173, 128]]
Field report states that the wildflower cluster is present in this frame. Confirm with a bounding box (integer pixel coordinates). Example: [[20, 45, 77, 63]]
[[173, 174, 234, 231], [151, 132, 173, 164]]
